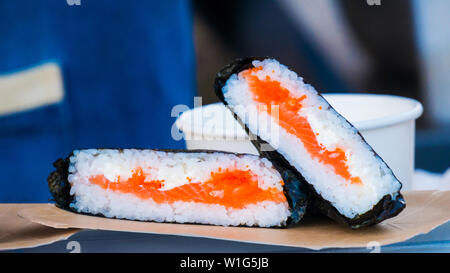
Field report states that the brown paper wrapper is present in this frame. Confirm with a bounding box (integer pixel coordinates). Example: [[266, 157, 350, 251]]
[[0, 204, 80, 251], [17, 191, 450, 250]]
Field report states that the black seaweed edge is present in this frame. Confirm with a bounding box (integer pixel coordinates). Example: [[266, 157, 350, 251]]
[[47, 148, 294, 228], [213, 57, 406, 229], [48, 155, 73, 210]]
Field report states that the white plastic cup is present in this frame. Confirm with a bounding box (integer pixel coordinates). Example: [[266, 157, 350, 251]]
[[175, 94, 423, 190]]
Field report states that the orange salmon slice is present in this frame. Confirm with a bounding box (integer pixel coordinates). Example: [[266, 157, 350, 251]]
[[241, 67, 362, 184], [89, 167, 287, 209]]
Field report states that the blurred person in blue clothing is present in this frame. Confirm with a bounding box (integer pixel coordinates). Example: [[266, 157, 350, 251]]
[[0, 1, 196, 202]]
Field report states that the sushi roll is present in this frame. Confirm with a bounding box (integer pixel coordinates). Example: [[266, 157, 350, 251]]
[[214, 57, 405, 228], [48, 149, 308, 227]]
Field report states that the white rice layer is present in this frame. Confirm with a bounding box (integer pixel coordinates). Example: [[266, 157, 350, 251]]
[[222, 58, 402, 218], [67, 149, 290, 227]]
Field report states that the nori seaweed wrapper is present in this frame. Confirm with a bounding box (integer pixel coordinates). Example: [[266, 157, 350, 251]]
[[47, 148, 309, 227], [48, 156, 73, 210], [213, 57, 406, 229]]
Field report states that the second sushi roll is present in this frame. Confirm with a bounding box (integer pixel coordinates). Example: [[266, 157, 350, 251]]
[[214, 57, 406, 228], [48, 149, 308, 227]]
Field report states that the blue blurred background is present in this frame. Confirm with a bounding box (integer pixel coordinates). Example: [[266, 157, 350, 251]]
[[0, 0, 448, 202]]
